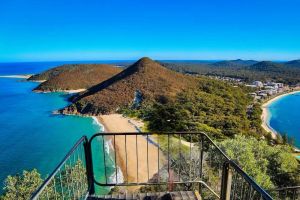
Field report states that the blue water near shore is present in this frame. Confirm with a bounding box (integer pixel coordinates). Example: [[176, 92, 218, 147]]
[[267, 92, 300, 148], [0, 77, 108, 192], [0, 61, 119, 194]]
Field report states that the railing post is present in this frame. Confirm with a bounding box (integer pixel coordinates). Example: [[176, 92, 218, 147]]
[[198, 134, 204, 194], [84, 139, 95, 195], [221, 161, 233, 200]]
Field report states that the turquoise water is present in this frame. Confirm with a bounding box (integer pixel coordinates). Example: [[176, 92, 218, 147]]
[[0, 77, 102, 190], [267, 92, 300, 148], [0, 61, 127, 194]]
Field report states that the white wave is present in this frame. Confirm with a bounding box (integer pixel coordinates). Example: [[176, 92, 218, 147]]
[[105, 138, 112, 155], [92, 116, 104, 132], [93, 121, 124, 185], [109, 165, 124, 185], [103, 138, 124, 185]]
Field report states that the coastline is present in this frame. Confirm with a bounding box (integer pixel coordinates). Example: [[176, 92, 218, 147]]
[[261, 90, 300, 139], [34, 88, 86, 94], [2, 70, 165, 193], [0, 74, 32, 79], [97, 114, 165, 191]]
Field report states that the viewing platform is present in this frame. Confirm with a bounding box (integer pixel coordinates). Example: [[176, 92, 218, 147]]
[[30, 132, 299, 200]]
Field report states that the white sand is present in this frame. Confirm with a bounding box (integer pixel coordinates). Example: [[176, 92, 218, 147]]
[[98, 114, 165, 191], [34, 89, 86, 93], [0, 74, 32, 79]]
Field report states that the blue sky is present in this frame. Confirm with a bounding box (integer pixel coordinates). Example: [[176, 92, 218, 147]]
[[0, 0, 300, 61]]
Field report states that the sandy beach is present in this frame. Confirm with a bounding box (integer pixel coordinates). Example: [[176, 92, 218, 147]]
[[97, 114, 165, 190], [261, 90, 300, 139], [0, 74, 32, 79], [34, 88, 86, 94]]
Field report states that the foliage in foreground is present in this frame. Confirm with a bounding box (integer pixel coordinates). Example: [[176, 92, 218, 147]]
[[218, 135, 300, 189], [0, 169, 43, 200], [0, 160, 87, 200]]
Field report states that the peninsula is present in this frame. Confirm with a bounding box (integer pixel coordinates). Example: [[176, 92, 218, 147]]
[[29, 63, 122, 92]]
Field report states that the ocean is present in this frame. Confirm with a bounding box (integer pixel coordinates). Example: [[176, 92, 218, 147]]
[[267, 92, 300, 148], [0, 61, 119, 194]]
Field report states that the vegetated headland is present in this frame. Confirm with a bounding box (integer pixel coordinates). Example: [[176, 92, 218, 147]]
[[24, 57, 300, 191]]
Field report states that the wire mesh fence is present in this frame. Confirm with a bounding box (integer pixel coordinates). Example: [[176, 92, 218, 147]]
[[220, 161, 273, 200], [268, 186, 300, 200], [31, 136, 89, 200]]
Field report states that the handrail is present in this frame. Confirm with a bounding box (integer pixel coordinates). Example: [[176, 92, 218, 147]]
[[31, 132, 276, 200], [89, 132, 229, 199], [270, 186, 300, 191], [89, 132, 275, 199], [89, 131, 231, 160], [30, 136, 89, 200], [221, 160, 273, 200], [89, 132, 231, 185], [268, 185, 300, 200]]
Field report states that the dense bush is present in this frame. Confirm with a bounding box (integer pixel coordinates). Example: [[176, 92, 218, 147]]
[[218, 135, 300, 189], [140, 79, 265, 138], [162, 60, 300, 85], [0, 169, 43, 200]]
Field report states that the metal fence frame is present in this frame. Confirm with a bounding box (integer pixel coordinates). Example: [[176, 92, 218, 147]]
[[268, 186, 300, 200], [31, 132, 277, 200], [31, 136, 90, 200]]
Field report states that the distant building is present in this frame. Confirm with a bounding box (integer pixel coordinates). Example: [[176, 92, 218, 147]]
[[253, 81, 263, 87], [276, 83, 284, 88], [246, 84, 257, 88], [258, 93, 268, 98], [264, 86, 275, 90], [265, 82, 283, 88], [253, 95, 262, 100]]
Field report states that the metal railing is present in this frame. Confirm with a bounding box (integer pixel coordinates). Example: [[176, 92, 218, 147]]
[[221, 161, 273, 200], [30, 132, 274, 200], [31, 136, 90, 200], [88, 132, 228, 199]]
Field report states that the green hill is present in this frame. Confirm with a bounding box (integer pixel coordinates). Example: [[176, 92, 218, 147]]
[[212, 59, 258, 67], [61, 57, 198, 115], [161, 59, 300, 84], [29, 64, 122, 92], [286, 59, 300, 68]]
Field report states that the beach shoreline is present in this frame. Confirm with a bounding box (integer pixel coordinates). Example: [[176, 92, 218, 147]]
[[97, 114, 165, 191], [34, 88, 86, 94], [0, 74, 32, 79], [261, 90, 300, 139]]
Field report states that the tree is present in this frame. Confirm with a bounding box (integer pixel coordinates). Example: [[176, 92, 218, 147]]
[[0, 160, 87, 200], [218, 136, 299, 189], [0, 169, 43, 200]]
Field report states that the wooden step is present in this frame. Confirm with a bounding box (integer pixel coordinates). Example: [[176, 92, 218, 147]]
[[87, 191, 199, 200]]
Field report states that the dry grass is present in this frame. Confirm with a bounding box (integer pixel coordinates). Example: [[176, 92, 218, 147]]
[[63, 57, 199, 115], [32, 64, 122, 91]]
